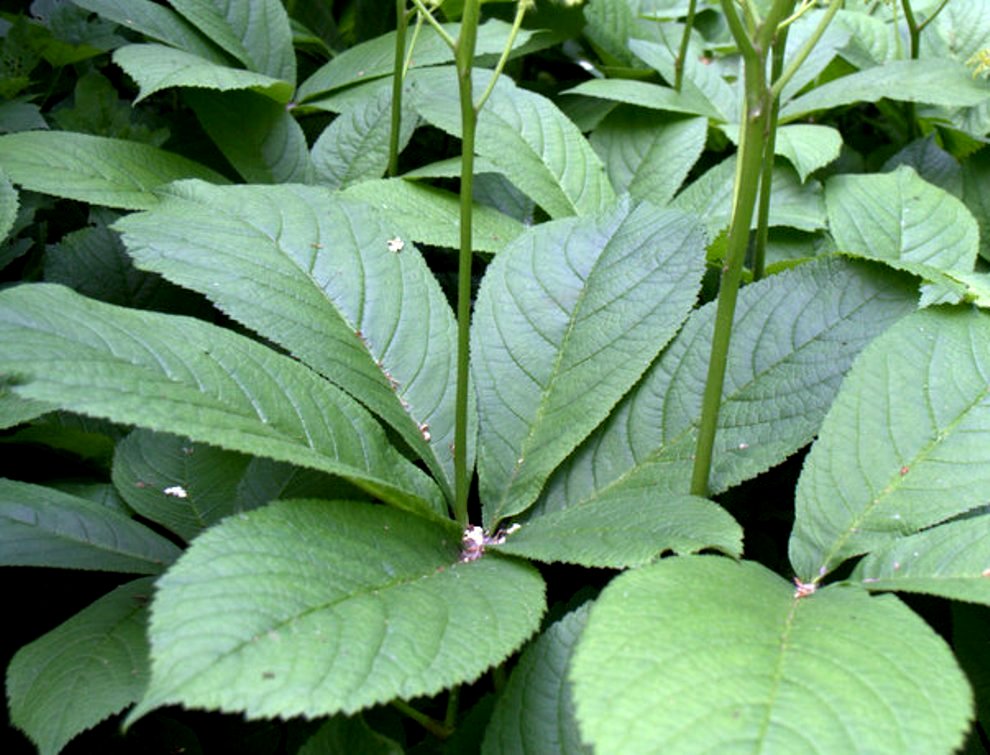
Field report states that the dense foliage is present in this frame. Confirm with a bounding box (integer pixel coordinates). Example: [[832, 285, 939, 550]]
[[1, 0, 989, 752]]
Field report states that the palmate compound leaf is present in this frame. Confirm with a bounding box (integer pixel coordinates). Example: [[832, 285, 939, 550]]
[[533, 257, 918, 519], [472, 198, 707, 527], [850, 514, 990, 606], [128, 499, 546, 722], [0, 478, 180, 573], [0, 284, 444, 518], [789, 306, 990, 581], [7, 577, 155, 755], [571, 556, 973, 754], [115, 181, 464, 502]]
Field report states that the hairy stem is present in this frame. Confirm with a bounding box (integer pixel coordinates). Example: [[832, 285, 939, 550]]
[[387, 1, 409, 177]]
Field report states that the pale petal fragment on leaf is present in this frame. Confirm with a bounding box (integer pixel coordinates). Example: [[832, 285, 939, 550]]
[[571, 556, 973, 755], [129, 500, 546, 721], [7, 578, 154, 755], [790, 307, 990, 580], [0, 283, 444, 517]]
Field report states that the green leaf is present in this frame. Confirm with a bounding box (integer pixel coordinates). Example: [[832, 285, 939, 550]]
[[296, 19, 534, 102], [0, 283, 444, 517], [299, 715, 403, 755], [536, 257, 917, 516], [883, 135, 963, 198], [411, 67, 615, 219], [7, 577, 154, 755], [0, 167, 17, 243], [0, 478, 180, 573], [494, 493, 741, 568], [112, 44, 293, 103], [590, 110, 707, 205], [341, 178, 524, 253], [0, 131, 227, 209], [571, 556, 973, 754], [481, 604, 591, 755], [563, 79, 721, 120], [790, 307, 990, 580], [781, 59, 990, 122], [0, 389, 49, 430], [851, 515, 990, 605], [115, 181, 463, 501], [770, 124, 842, 182], [473, 199, 706, 526], [929, 0, 990, 64], [961, 147, 990, 262], [129, 499, 545, 721]]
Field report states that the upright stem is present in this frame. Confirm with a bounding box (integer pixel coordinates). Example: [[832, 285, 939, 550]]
[[674, 0, 698, 91], [387, 1, 409, 177]]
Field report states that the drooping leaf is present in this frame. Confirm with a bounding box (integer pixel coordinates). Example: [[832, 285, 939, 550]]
[[851, 515, 990, 605], [7, 577, 154, 755], [770, 124, 843, 182], [411, 66, 615, 219], [536, 257, 917, 516], [115, 181, 463, 501], [481, 603, 591, 755], [112, 44, 293, 103], [473, 199, 706, 526], [790, 307, 990, 581], [0, 283, 444, 517], [129, 499, 545, 721], [0, 478, 180, 573], [563, 79, 721, 120], [0, 131, 227, 209], [571, 556, 973, 754]]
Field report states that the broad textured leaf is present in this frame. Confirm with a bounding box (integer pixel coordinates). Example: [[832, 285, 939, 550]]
[[536, 257, 917, 516], [0, 389, 50, 430], [590, 110, 707, 205], [771, 125, 842, 182], [411, 67, 615, 219], [473, 199, 706, 526], [571, 556, 973, 754], [494, 493, 741, 568], [564, 79, 721, 120], [779, 10, 853, 100], [0, 478, 180, 573], [185, 89, 313, 183], [929, 0, 990, 64], [296, 19, 534, 102], [961, 147, 990, 262], [115, 181, 462, 500], [0, 131, 227, 209], [883, 135, 963, 198], [129, 500, 546, 721], [851, 515, 990, 605], [0, 284, 443, 517], [72, 0, 229, 63], [7, 577, 154, 755], [481, 604, 591, 755], [0, 168, 16, 243], [790, 307, 990, 580], [342, 178, 525, 253], [781, 59, 990, 122], [112, 44, 293, 103]]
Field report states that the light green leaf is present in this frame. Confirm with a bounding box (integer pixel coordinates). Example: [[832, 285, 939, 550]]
[[781, 59, 990, 122], [790, 307, 990, 580], [0, 283, 444, 517], [779, 10, 853, 100], [564, 79, 721, 119], [112, 44, 293, 103], [0, 131, 227, 209], [494, 493, 741, 568], [0, 167, 17, 243], [929, 0, 990, 64], [7, 577, 154, 755], [590, 110, 707, 205], [0, 478, 180, 573], [772, 124, 842, 182], [115, 181, 463, 501], [571, 556, 973, 754], [412, 67, 615, 218], [481, 604, 591, 755], [296, 19, 534, 102], [473, 199, 706, 526], [851, 515, 990, 605], [341, 178, 525, 253], [536, 257, 917, 516], [832, 9, 889, 69], [129, 499, 545, 721], [0, 390, 50, 430]]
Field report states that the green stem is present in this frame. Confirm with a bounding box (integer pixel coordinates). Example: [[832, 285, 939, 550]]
[[452, 0, 481, 525], [444, 685, 460, 729], [769, 0, 843, 102], [674, 0, 698, 91], [387, 1, 409, 177], [411, 0, 457, 49], [901, 0, 921, 59], [391, 700, 453, 739], [917, 0, 951, 33], [475, 0, 528, 112]]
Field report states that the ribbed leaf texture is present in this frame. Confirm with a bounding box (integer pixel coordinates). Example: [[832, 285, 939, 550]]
[[472, 198, 706, 526], [790, 307, 990, 580], [115, 181, 463, 501], [129, 500, 545, 721], [571, 556, 973, 754], [0, 284, 443, 517], [563, 79, 719, 119], [7, 578, 154, 755]]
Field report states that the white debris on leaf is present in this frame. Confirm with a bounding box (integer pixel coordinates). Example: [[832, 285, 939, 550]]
[[792, 577, 817, 598], [459, 523, 522, 562], [387, 236, 404, 253], [163, 485, 188, 499]]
